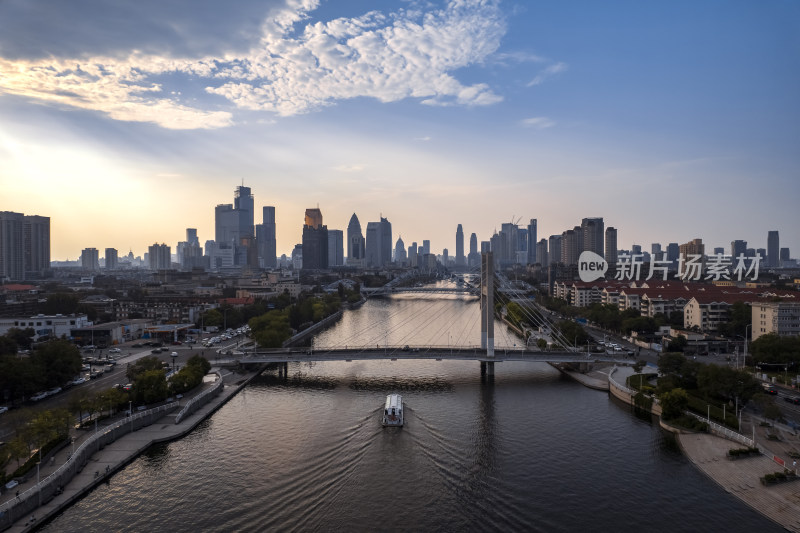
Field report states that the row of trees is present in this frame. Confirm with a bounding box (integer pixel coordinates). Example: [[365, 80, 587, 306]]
[[750, 333, 800, 366], [0, 408, 72, 483], [655, 352, 766, 422], [0, 337, 82, 405], [249, 293, 345, 348]]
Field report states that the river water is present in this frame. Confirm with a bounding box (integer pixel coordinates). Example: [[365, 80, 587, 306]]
[[41, 291, 779, 532]]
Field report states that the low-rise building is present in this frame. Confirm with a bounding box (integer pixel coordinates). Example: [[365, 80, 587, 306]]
[[0, 313, 90, 339], [752, 301, 800, 341]]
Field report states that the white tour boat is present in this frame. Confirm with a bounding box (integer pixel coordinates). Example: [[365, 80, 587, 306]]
[[382, 394, 404, 427]]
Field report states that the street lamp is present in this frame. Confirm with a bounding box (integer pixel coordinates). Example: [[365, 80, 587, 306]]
[[129, 400, 133, 433], [743, 324, 751, 369]]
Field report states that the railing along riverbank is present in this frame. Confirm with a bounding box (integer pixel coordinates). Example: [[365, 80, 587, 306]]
[[175, 373, 224, 424], [0, 403, 177, 529]]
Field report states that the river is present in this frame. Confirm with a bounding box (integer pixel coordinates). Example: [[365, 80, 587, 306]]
[[41, 291, 779, 532]]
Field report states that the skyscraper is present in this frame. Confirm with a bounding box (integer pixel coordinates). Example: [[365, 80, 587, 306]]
[[380, 217, 392, 266], [605, 228, 617, 266], [302, 208, 328, 270], [395, 236, 406, 265], [408, 242, 418, 268], [365, 222, 380, 267], [527, 219, 537, 264], [468, 233, 479, 268], [731, 240, 747, 259], [768, 231, 779, 267], [422, 240, 431, 256], [328, 229, 344, 267], [780, 248, 790, 266], [256, 206, 277, 269], [346, 213, 365, 264], [455, 224, 465, 267], [234, 185, 254, 239], [215, 204, 238, 244]]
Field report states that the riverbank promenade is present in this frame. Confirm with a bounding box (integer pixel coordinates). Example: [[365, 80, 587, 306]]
[[2, 368, 259, 533], [678, 431, 800, 531]]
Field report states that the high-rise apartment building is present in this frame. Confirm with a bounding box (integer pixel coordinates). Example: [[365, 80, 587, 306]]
[[581, 217, 604, 256], [23, 215, 50, 278], [605, 228, 617, 266], [148, 243, 171, 270], [302, 208, 328, 270], [536, 238, 548, 267], [105, 248, 118, 270], [81, 248, 100, 271], [767, 231, 779, 267], [548, 235, 562, 266], [679, 238, 704, 257], [346, 213, 365, 264], [455, 224, 465, 267], [527, 219, 537, 265], [0, 211, 50, 281], [561, 228, 579, 266]]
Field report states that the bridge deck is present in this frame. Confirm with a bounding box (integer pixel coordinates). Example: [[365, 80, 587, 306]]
[[216, 348, 630, 365]]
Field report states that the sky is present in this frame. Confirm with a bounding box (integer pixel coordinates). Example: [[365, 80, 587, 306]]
[[0, 0, 798, 261]]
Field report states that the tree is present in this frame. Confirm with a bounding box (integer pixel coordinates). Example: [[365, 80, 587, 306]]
[[4, 328, 35, 350], [127, 356, 165, 382], [68, 389, 91, 426], [667, 335, 688, 352], [659, 388, 689, 420], [536, 338, 548, 350], [133, 369, 169, 405], [30, 340, 82, 389]]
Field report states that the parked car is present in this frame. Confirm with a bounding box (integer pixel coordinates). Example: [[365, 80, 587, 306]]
[[132, 343, 143, 348], [765, 386, 778, 395], [0, 406, 8, 415], [31, 391, 48, 401], [784, 396, 800, 405], [109, 348, 121, 353]]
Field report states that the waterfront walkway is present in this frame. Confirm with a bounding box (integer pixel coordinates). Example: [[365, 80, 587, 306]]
[[678, 431, 800, 531], [1, 367, 260, 532]]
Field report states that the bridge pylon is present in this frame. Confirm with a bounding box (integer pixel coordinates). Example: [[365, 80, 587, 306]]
[[481, 251, 495, 376]]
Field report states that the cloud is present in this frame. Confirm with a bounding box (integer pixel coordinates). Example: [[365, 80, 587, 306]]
[[333, 164, 365, 173], [0, 0, 506, 129], [526, 61, 568, 87], [521, 117, 555, 129]]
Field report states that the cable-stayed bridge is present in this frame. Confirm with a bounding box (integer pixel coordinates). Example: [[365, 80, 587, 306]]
[[228, 253, 610, 375]]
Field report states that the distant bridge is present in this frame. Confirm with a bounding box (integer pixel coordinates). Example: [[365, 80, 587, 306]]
[[361, 285, 479, 297], [214, 346, 629, 365]]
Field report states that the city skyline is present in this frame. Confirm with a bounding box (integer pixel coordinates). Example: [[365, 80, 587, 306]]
[[1, 1, 798, 260]]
